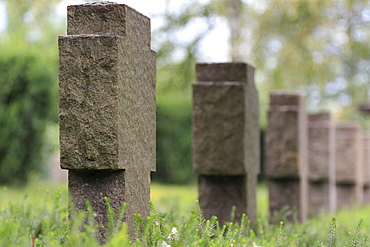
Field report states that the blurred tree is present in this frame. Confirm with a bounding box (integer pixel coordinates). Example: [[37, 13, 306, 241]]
[[0, 0, 63, 185], [153, 0, 219, 94], [153, 0, 257, 92], [1, 0, 62, 47], [0, 45, 57, 185], [252, 0, 370, 123], [154, 93, 193, 184]]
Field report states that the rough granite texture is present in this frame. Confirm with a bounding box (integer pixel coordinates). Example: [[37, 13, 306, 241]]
[[335, 124, 362, 183], [59, 2, 155, 242], [336, 185, 357, 210], [364, 187, 370, 204], [307, 112, 336, 215], [196, 63, 250, 82], [198, 175, 247, 225], [59, 35, 120, 170], [269, 92, 301, 107], [193, 63, 259, 176], [308, 112, 334, 181], [192, 62, 259, 223], [67, 2, 151, 47], [308, 126, 331, 181], [59, 2, 156, 171], [265, 93, 307, 179], [193, 83, 246, 175], [68, 168, 151, 243], [335, 123, 363, 208], [308, 182, 330, 218], [68, 170, 126, 243], [265, 92, 308, 222], [266, 110, 300, 178], [268, 179, 300, 223]]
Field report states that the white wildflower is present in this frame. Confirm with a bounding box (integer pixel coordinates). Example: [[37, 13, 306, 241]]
[[253, 242, 261, 247], [167, 227, 179, 241], [161, 240, 170, 247]]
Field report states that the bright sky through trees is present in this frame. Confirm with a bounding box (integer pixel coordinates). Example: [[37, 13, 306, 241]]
[[0, 2, 5, 31], [55, 0, 230, 62]]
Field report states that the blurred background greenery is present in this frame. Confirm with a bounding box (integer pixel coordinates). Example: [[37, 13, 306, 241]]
[[0, 0, 370, 186]]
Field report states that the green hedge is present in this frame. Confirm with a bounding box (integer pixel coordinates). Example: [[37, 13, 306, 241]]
[[154, 93, 194, 184], [0, 45, 57, 186]]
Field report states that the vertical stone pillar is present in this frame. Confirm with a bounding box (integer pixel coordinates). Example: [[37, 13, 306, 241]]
[[363, 132, 370, 204], [58, 2, 156, 242], [335, 123, 363, 209], [192, 63, 259, 225], [265, 92, 308, 222], [307, 112, 336, 218]]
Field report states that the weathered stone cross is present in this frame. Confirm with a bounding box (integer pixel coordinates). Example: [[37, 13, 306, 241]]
[[192, 63, 259, 225], [59, 1, 156, 242]]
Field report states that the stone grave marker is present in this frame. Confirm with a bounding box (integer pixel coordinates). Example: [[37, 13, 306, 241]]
[[307, 112, 336, 217], [192, 62, 259, 225], [265, 92, 308, 222], [335, 123, 363, 209], [59, 1, 156, 242], [363, 132, 370, 203]]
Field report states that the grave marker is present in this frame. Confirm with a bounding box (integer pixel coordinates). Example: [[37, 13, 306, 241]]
[[192, 63, 259, 225], [363, 132, 370, 203], [59, 2, 156, 242], [265, 92, 308, 222], [307, 112, 336, 217], [335, 123, 363, 209]]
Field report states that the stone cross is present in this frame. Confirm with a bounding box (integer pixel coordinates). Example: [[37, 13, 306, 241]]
[[192, 63, 259, 225], [307, 112, 336, 217], [335, 123, 363, 209], [363, 132, 370, 203], [265, 92, 308, 223], [58, 2, 156, 243]]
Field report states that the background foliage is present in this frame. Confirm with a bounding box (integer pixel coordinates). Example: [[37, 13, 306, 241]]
[[0, 44, 58, 185], [0, 0, 60, 185], [155, 94, 193, 184]]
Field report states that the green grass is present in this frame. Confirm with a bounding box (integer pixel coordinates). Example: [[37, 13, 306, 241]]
[[0, 181, 369, 246]]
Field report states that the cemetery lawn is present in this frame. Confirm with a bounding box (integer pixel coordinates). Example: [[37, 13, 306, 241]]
[[0, 181, 369, 246]]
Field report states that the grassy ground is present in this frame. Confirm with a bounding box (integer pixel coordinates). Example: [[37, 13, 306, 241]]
[[0, 181, 269, 221], [0, 181, 370, 246]]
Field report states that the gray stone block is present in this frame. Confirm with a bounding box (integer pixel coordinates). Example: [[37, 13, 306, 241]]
[[196, 63, 252, 82], [363, 132, 370, 205], [193, 83, 246, 175], [335, 123, 363, 208], [193, 63, 258, 176], [308, 112, 333, 181], [363, 132, 370, 186], [269, 92, 302, 107], [265, 93, 307, 179], [308, 112, 337, 217], [59, 2, 156, 242], [59, 5, 156, 171], [67, 2, 151, 47], [198, 175, 247, 225], [307, 112, 336, 216], [192, 62, 259, 223], [364, 186, 370, 204], [268, 179, 300, 222], [335, 124, 362, 183], [336, 185, 357, 210], [308, 182, 330, 218], [265, 92, 308, 222]]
